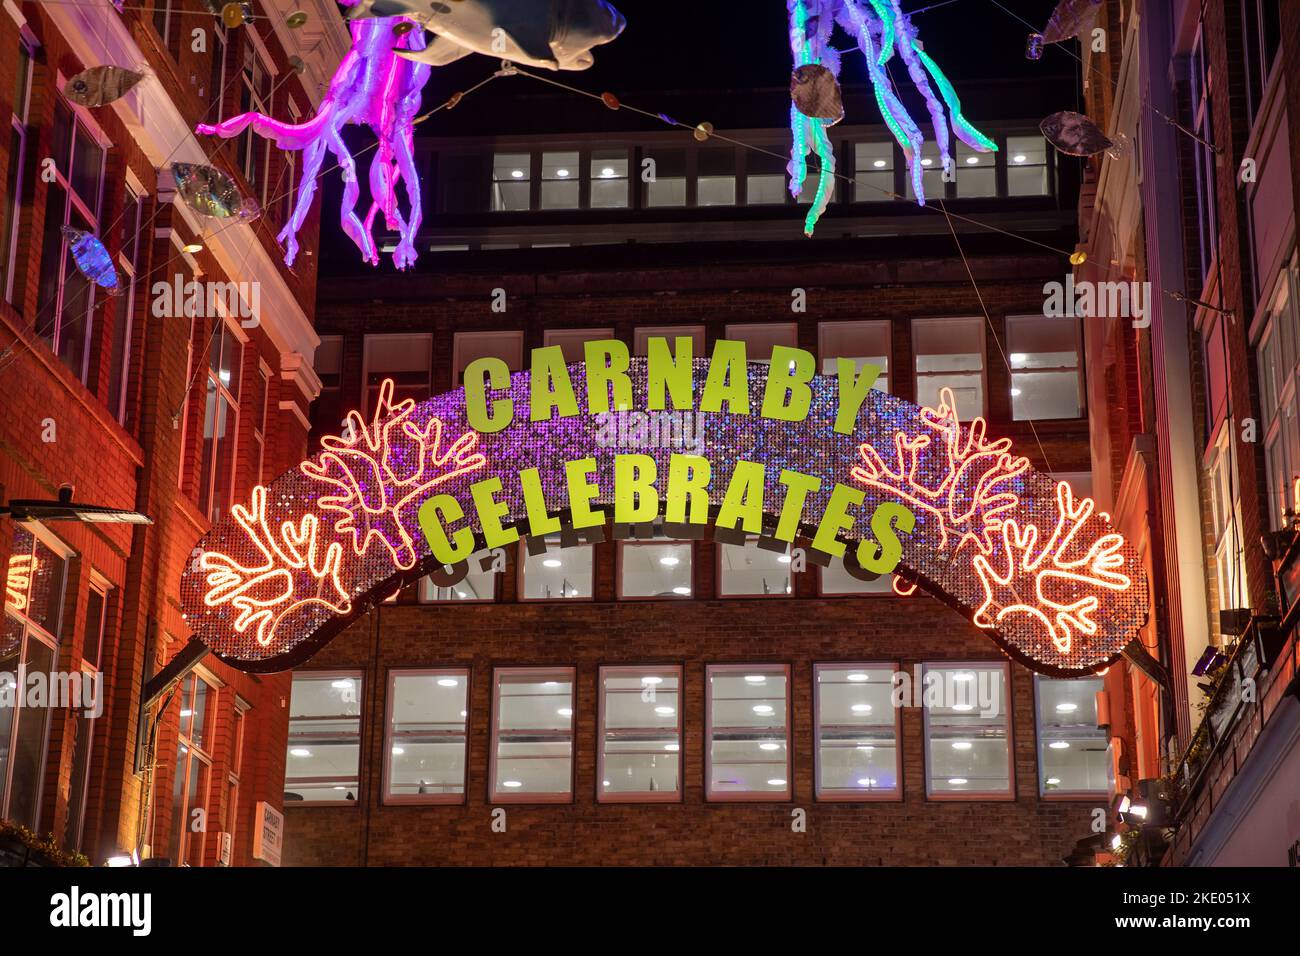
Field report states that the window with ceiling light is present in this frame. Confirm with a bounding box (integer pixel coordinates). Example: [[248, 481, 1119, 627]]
[[491, 151, 531, 210], [384, 669, 469, 804], [1034, 675, 1111, 797], [746, 150, 788, 205], [904, 136, 945, 202], [815, 664, 900, 800], [921, 662, 1012, 799], [1006, 314, 1084, 420], [490, 667, 575, 802], [520, 533, 594, 600], [420, 552, 499, 602], [598, 666, 682, 802], [618, 522, 693, 599], [284, 672, 363, 805], [1006, 135, 1051, 196], [912, 316, 984, 417], [954, 140, 996, 197], [643, 148, 686, 207], [541, 150, 579, 209], [705, 664, 791, 801], [719, 534, 793, 597], [590, 149, 629, 208], [169, 672, 217, 866], [853, 141, 895, 202]]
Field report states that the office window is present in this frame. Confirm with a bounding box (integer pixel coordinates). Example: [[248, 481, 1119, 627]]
[[2, 39, 32, 304], [1209, 427, 1250, 611], [310, 334, 344, 445], [723, 322, 797, 364], [542, 327, 615, 364], [697, 147, 736, 206], [1258, 254, 1300, 528], [521, 533, 594, 599], [620, 537, 692, 598], [955, 141, 996, 197], [491, 151, 530, 210], [818, 320, 889, 391], [598, 666, 681, 801], [63, 582, 108, 850], [420, 551, 497, 601], [490, 667, 574, 801], [644, 149, 686, 207], [285, 672, 363, 804], [453, 330, 524, 384], [1240, 0, 1282, 124], [706, 664, 790, 800], [197, 321, 242, 522], [384, 670, 469, 804], [363, 333, 431, 413], [590, 149, 629, 208], [913, 316, 984, 416], [0, 526, 68, 829], [853, 141, 894, 201], [922, 663, 1011, 797], [1007, 314, 1083, 420], [251, 364, 269, 485], [108, 186, 144, 425], [819, 561, 893, 595], [1189, 26, 1218, 285], [37, 99, 105, 383], [1035, 676, 1110, 796], [905, 141, 945, 201], [720, 535, 792, 596], [633, 325, 705, 357], [746, 151, 787, 205], [815, 664, 899, 799], [169, 672, 217, 866], [540, 150, 579, 209], [1007, 136, 1051, 196]]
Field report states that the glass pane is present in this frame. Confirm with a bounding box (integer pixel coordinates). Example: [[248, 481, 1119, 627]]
[[540, 151, 578, 209], [185, 757, 209, 866], [816, 665, 898, 796], [1011, 369, 1082, 419], [190, 677, 211, 751], [70, 124, 103, 213], [819, 560, 893, 594], [0, 615, 22, 814], [8, 636, 55, 826], [708, 666, 789, 797], [923, 664, 1010, 795], [8, 528, 68, 637], [590, 150, 628, 208], [365, 334, 431, 409], [905, 141, 945, 200], [1007, 136, 1050, 196], [1036, 676, 1110, 794], [854, 142, 894, 202], [819, 321, 889, 388], [420, 551, 497, 601], [955, 141, 996, 197], [387, 672, 468, 800], [522, 535, 593, 599], [285, 673, 363, 803], [63, 689, 94, 850], [620, 541, 692, 597], [645, 149, 686, 207], [600, 667, 681, 798], [82, 588, 105, 670], [493, 669, 574, 797], [720, 536, 792, 596], [491, 152, 530, 211]]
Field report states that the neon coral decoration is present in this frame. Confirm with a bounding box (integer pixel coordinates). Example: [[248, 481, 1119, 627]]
[[787, 0, 997, 232], [301, 378, 488, 570], [196, 15, 431, 268], [181, 360, 1146, 675]]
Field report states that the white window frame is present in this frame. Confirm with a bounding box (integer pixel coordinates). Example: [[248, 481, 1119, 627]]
[[488, 666, 576, 804], [814, 662, 901, 801], [597, 665, 683, 803], [383, 667, 470, 806], [704, 663, 792, 802], [912, 316, 987, 417], [285, 670, 364, 807], [921, 661, 1014, 801]]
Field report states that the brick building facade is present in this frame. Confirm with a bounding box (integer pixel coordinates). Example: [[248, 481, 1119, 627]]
[[280, 73, 1116, 865], [0, 0, 345, 866]]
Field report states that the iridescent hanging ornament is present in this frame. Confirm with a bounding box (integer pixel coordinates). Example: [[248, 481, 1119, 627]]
[[1040, 110, 1130, 159], [61, 227, 120, 293], [286, 10, 309, 28], [196, 3, 624, 269], [171, 161, 261, 221], [790, 63, 844, 123], [1041, 0, 1103, 45], [787, 0, 997, 233], [222, 2, 252, 28], [64, 65, 146, 108], [1025, 33, 1045, 60]]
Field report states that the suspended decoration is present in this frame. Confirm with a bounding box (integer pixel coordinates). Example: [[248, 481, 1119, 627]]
[[171, 162, 261, 221], [1041, 0, 1103, 45], [786, 0, 996, 235], [64, 65, 146, 108], [286, 10, 310, 28], [1040, 110, 1128, 159], [1024, 33, 1045, 60], [221, 2, 252, 28], [344, 0, 627, 71], [196, 3, 624, 269], [61, 227, 119, 293], [790, 63, 843, 122]]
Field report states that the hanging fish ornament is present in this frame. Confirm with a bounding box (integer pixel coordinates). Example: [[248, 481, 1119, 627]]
[[1040, 110, 1129, 159], [61, 227, 119, 293], [171, 162, 260, 221], [1041, 0, 1103, 45], [64, 66, 146, 108], [791, 63, 844, 124]]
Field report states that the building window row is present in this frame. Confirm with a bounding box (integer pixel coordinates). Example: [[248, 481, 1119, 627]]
[[321, 314, 1084, 432], [474, 134, 1052, 213], [285, 668, 1109, 806]]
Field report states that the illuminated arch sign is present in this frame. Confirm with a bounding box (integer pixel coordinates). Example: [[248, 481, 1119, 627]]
[[179, 339, 1147, 676]]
